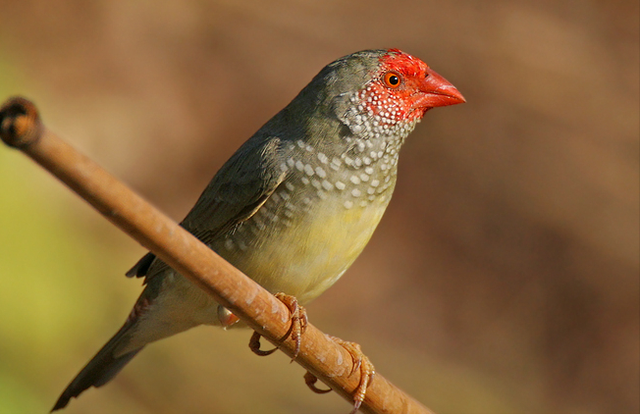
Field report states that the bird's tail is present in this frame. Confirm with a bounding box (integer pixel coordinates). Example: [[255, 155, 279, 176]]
[[52, 270, 211, 411], [51, 321, 141, 412]]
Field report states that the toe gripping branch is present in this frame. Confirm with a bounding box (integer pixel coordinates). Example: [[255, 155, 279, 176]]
[[249, 292, 308, 358], [249, 293, 375, 413]]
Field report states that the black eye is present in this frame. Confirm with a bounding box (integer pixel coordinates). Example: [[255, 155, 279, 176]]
[[383, 72, 401, 88]]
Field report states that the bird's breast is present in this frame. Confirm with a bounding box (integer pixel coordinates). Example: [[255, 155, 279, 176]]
[[212, 137, 400, 304]]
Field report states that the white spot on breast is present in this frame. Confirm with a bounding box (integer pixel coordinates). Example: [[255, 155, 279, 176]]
[[301, 177, 310, 185], [224, 239, 235, 250], [322, 180, 334, 191], [279, 163, 288, 172], [344, 200, 353, 209], [285, 182, 295, 191], [365, 167, 374, 175], [350, 175, 361, 185], [304, 164, 315, 176], [359, 173, 369, 182], [317, 152, 329, 164], [335, 181, 346, 190], [315, 166, 326, 178], [295, 160, 305, 171], [351, 189, 361, 197]]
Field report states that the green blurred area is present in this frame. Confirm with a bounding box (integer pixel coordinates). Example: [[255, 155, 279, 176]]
[[0, 1, 638, 414], [0, 129, 131, 412]]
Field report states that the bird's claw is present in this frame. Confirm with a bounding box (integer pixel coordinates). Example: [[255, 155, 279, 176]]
[[249, 331, 278, 356], [304, 371, 332, 394], [303, 336, 375, 414], [249, 292, 308, 360], [248, 294, 373, 413]]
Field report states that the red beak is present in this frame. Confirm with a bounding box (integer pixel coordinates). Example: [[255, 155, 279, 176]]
[[415, 67, 466, 108]]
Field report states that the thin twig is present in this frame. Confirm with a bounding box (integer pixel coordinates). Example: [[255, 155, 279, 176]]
[[0, 96, 434, 414]]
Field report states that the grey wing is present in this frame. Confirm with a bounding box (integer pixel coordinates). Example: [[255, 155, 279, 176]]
[[126, 136, 287, 281]]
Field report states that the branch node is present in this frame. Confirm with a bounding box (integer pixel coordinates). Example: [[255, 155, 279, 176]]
[[0, 96, 43, 149]]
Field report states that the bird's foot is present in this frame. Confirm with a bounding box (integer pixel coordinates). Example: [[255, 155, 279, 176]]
[[304, 336, 375, 414], [248, 294, 373, 412], [249, 292, 308, 359]]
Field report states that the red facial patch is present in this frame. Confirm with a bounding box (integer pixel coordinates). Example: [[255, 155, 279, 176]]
[[381, 48, 429, 79], [355, 49, 433, 125]]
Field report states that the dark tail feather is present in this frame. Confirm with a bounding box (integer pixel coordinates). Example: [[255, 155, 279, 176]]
[[52, 323, 142, 412]]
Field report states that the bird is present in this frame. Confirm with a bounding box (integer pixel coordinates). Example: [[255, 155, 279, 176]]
[[52, 48, 465, 411]]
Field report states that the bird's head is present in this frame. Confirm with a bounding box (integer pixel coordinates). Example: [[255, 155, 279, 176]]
[[314, 49, 465, 140], [279, 49, 465, 144]]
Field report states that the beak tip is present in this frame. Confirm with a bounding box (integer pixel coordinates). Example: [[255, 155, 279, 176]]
[[433, 89, 466, 107], [423, 69, 466, 107], [440, 85, 466, 105]]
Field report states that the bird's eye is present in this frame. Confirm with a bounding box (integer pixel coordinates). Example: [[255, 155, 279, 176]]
[[383, 72, 401, 88]]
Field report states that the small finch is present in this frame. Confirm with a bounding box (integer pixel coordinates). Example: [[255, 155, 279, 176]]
[[53, 48, 465, 411]]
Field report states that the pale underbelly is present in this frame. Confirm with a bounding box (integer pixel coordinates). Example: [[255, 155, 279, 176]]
[[212, 195, 390, 304]]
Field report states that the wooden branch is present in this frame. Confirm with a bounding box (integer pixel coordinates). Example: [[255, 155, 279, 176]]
[[0, 96, 434, 414]]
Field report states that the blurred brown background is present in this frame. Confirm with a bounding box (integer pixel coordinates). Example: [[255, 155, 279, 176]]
[[0, 1, 637, 413]]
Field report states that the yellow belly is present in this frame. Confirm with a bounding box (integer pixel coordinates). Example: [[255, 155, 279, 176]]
[[214, 191, 391, 304]]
